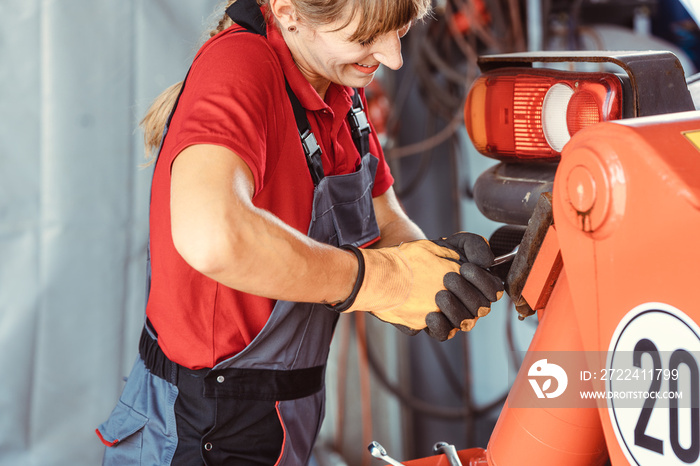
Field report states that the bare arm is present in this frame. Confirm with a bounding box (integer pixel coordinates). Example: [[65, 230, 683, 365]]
[[170, 144, 358, 304], [371, 187, 426, 247]]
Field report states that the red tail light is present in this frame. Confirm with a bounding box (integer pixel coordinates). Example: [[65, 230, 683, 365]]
[[465, 68, 623, 161]]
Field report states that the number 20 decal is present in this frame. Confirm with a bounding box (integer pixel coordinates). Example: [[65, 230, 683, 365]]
[[607, 303, 700, 465], [631, 339, 699, 462]]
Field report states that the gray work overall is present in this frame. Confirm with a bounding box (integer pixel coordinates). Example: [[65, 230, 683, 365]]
[[96, 0, 380, 464]]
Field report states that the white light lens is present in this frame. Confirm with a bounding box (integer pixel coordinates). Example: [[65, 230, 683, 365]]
[[542, 83, 574, 152]]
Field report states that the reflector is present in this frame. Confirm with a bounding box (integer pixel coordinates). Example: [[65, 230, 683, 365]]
[[465, 68, 623, 161]]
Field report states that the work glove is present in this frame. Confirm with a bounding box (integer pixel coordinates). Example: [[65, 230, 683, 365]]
[[429, 232, 505, 338], [327, 240, 469, 339]]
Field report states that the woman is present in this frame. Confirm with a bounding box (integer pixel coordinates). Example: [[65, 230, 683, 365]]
[[97, 0, 504, 464]]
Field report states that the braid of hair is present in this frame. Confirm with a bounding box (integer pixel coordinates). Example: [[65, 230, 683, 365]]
[[140, 81, 183, 163], [209, 1, 235, 38]]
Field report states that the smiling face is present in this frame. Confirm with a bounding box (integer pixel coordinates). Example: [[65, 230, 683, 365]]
[[289, 18, 411, 96], [271, 0, 416, 98]]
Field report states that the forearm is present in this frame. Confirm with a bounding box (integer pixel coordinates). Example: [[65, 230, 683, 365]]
[[199, 202, 358, 304], [215, 192, 423, 302]]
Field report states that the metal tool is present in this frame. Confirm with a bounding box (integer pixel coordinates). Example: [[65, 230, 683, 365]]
[[491, 245, 519, 267], [433, 442, 464, 466], [368, 441, 406, 466]]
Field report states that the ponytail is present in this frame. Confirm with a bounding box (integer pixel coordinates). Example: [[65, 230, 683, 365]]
[[140, 81, 184, 161]]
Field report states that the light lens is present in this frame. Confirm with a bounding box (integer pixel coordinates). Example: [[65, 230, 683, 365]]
[[464, 68, 623, 161], [542, 83, 575, 153]]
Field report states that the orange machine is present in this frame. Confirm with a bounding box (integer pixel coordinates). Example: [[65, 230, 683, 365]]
[[487, 108, 700, 466], [398, 52, 700, 465]]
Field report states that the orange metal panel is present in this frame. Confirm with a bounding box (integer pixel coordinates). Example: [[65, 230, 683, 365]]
[[521, 225, 563, 314], [485, 110, 700, 465], [487, 269, 608, 466]]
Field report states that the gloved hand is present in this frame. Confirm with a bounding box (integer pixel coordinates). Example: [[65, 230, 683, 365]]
[[327, 240, 471, 337], [429, 232, 504, 336]]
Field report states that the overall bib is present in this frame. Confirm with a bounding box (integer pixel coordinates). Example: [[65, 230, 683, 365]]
[[97, 1, 381, 464]]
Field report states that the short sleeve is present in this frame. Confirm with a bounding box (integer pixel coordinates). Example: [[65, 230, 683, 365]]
[[166, 32, 283, 195]]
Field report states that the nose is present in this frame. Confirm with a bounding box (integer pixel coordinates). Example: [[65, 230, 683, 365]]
[[372, 32, 403, 70]]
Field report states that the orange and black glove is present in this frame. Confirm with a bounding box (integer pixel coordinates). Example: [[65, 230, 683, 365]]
[[326, 240, 471, 340]]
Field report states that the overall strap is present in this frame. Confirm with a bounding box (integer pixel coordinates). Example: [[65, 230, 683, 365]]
[[348, 90, 372, 156], [285, 81, 325, 186]]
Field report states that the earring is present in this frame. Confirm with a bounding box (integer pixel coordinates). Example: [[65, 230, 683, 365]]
[[288, 25, 297, 33]]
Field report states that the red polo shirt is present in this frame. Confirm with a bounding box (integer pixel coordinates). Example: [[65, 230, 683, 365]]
[[146, 17, 394, 369]]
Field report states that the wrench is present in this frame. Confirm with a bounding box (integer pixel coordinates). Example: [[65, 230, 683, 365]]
[[433, 442, 463, 466], [368, 441, 406, 466], [491, 245, 519, 267]]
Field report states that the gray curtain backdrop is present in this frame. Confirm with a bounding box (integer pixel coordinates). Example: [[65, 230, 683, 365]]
[[0, 1, 219, 464]]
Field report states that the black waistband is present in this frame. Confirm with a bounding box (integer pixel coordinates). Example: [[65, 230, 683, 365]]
[[139, 326, 325, 401]]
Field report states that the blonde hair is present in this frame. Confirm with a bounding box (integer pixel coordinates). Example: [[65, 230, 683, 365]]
[[141, 0, 431, 160]]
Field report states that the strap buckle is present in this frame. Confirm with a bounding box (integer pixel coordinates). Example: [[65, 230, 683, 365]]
[[301, 129, 322, 160], [348, 106, 371, 140], [300, 129, 324, 184]]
